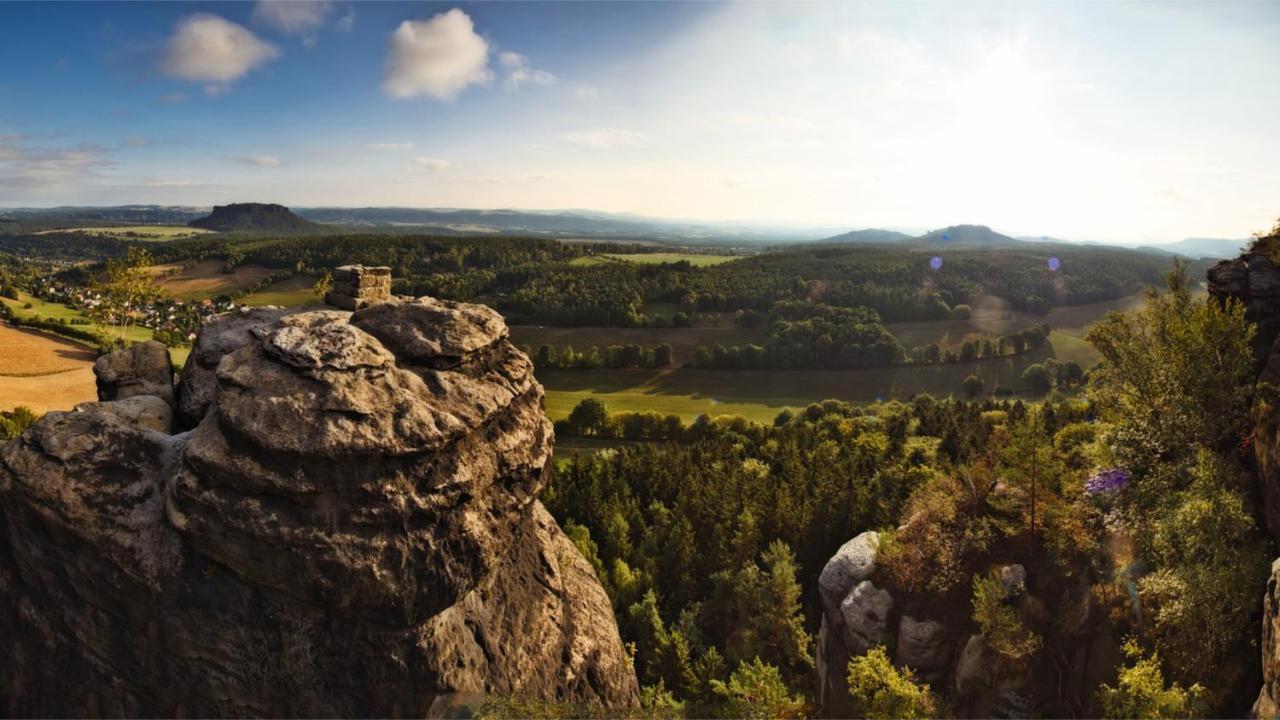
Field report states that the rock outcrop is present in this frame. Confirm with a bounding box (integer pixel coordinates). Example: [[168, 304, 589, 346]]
[[814, 536, 1116, 718], [1211, 248, 1280, 717], [0, 298, 639, 716], [1256, 559, 1280, 717], [815, 530, 882, 715], [93, 339, 175, 407]]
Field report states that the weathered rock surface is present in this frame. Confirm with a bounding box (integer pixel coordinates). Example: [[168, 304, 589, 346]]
[[93, 339, 175, 406], [815, 530, 883, 716], [0, 298, 638, 716], [1255, 558, 1280, 717], [841, 580, 893, 655], [896, 616, 951, 684]]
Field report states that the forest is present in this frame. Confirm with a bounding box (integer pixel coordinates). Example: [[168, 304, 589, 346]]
[[0, 230, 1192, 331], [522, 263, 1271, 718]]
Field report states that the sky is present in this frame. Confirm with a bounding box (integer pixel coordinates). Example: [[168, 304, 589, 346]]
[[1, 1, 1278, 243]]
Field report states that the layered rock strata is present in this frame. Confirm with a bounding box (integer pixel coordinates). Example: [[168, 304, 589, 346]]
[[0, 297, 639, 716], [325, 264, 392, 310]]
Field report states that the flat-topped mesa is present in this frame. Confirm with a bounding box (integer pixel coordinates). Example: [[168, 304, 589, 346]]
[[0, 295, 639, 716], [325, 264, 392, 310]]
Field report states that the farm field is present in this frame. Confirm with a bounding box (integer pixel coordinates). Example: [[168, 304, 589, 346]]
[[536, 340, 1068, 423], [0, 293, 190, 370], [571, 252, 739, 267], [884, 292, 1146, 351], [238, 274, 320, 307], [36, 225, 211, 240], [0, 324, 98, 413], [151, 260, 276, 300]]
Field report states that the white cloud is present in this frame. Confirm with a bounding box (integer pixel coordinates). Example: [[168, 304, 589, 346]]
[[230, 154, 282, 166], [561, 128, 646, 149], [368, 142, 415, 151], [411, 156, 453, 171], [162, 14, 279, 90], [382, 9, 491, 100], [498, 51, 557, 90], [144, 179, 195, 188], [572, 84, 603, 100], [252, 1, 333, 35]]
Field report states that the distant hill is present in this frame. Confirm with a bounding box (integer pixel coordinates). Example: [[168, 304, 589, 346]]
[[912, 224, 1022, 246], [1135, 237, 1248, 259], [823, 224, 1021, 247], [189, 203, 321, 234], [820, 228, 912, 244]]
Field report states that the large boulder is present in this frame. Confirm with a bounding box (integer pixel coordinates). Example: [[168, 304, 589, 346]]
[[174, 306, 290, 429], [0, 298, 639, 716], [93, 340, 175, 405], [819, 530, 880, 617]]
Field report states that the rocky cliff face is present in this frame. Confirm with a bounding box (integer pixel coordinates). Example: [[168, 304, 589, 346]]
[[0, 297, 638, 716], [1209, 251, 1280, 716], [814, 531, 1114, 718]]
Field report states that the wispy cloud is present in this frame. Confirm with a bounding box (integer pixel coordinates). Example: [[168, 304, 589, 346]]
[[383, 9, 491, 101], [561, 128, 646, 149], [123, 136, 149, 147], [252, 1, 332, 35], [368, 141, 415, 151], [143, 178, 195, 188], [0, 139, 116, 190], [229, 154, 282, 166], [498, 51, 557, 90], [410, 156, 452, 171]]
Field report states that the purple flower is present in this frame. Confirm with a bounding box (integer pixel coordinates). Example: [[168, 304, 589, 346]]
[[1085, 468, 1130, 496]]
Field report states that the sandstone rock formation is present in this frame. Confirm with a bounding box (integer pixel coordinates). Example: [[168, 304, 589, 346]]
[[93, 339, 175, 406], [1255, 558, 1280, 717], [0, 298, 639, 716], [815, 530, 882, 715]]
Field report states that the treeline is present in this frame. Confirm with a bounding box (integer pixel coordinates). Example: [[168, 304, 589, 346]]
[[525, 343, 672, 370], [0, 303, 105, 347], [9, 230, 1195, 329], [907, 323, 1051, 364], [689, 302, 904, 370], [687, 308, 1054, 372]]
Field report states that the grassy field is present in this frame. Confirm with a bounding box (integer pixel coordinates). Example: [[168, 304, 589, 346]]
[[37, 225, 211, 240], [152, 260, 276, 300], [884, 292, 1145, 351], [238, 274, 321, 307], [571, 252, 739, 267]]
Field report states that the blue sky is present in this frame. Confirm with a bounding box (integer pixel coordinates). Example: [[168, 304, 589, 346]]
[[1, 1, 1278, 243]]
